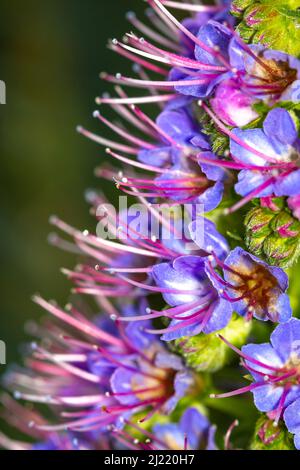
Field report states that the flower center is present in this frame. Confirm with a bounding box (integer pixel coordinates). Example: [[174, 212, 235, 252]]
[[227, 262, 279, 317]]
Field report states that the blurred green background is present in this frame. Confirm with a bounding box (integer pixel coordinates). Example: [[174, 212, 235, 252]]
[[0, 0, 146, 364]]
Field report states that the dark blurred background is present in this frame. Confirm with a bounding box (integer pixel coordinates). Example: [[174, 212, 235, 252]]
[[0, 0, 146, 363]]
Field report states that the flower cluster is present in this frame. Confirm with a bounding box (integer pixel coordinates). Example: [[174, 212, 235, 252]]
[[2, 0, 300, 451]]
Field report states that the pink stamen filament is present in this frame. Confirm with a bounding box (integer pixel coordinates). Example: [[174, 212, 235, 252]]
[[109, 42, 169, 75], [93, 111, 155, 149], [105, 73, 219, 89], [125, 33, 228, 72], [77, 126, 138, 154], [127, 11, 181, 52]]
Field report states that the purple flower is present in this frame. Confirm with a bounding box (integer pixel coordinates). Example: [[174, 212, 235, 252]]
[[283, 398, 300, 450], [172, 20, 232, 99], [212, 319, 300, 428], [230, 108, 300, 200], [207, 247, 291, 323], [151, 254, 233, 340], [138, 107, 209, 167], [230, 42, 300, 104], [117, 220, 290, 339], [211, 78, 259, 126], [210, 38, 300, 126], [152, 407, 217, 450]]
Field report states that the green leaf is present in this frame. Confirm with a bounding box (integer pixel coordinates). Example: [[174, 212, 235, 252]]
[[232, 0, 300, 56]]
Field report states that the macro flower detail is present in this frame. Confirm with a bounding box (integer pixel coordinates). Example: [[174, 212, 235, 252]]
[[231, 108, 300, 200], [245, 200, 300, 268], [207, 246, 292, 322], [152, 254, 233, 340], [3, 0, 300, 452], [232, 0, 300, 57], [212, 319, 300, 443], [211, 77, 259, 126], [1, 298, 195, 448], [151, 407, 217, 450], [230, 42, 300, 103]]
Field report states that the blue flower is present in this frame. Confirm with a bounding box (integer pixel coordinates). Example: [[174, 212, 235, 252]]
[[152, 254, 233, 340], [110, 343, 194, 415], [283, 398, 300, 450], [138, 108, 209, 168], [212, 319, 300, 430], [230, 108, 300, 199]]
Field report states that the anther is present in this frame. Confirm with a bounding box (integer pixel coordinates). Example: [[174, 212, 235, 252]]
[[93, 110, 100, 118]]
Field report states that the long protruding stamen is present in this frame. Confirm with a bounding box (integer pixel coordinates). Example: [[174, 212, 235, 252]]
[[125, 33, 227, 71], [96, 93, 175, 105], [224, 419, 239, 450], [210, 381, 264, 399], [104, 148, 168, 174], [148, 0, 230, 67], [197, 152, 294, 172], [103, 72, 218, 89]]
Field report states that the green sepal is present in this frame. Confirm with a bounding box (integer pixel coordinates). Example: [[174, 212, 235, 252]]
[[250, 415, 295, 450]]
